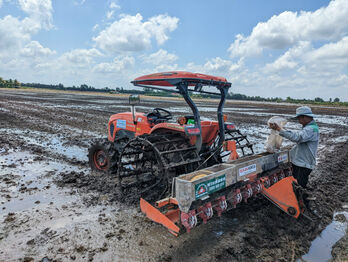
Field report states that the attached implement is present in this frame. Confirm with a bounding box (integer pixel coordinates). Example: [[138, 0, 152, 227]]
[[140, 150, 305, 235], [88, 71, 306, 235]]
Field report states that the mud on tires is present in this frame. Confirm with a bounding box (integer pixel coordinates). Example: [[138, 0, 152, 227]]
[[88, 138, 118, 174]]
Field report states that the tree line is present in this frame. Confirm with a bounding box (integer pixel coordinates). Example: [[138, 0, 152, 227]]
[[0, 77, 21, 88], [0, 76, 345, 105]]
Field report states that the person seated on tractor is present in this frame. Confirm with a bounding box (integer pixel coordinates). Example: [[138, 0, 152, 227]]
[[177, 115, 195, 125], [269, 106, 319, 189]]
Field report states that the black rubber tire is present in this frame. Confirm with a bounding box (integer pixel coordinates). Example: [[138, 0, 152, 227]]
[[88, 138, 118, 174]]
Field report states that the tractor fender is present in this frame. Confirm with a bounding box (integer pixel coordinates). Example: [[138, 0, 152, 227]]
[[113, 129, 135, 152], [150, 123, 200, 147], [150, 123, 186, 134]]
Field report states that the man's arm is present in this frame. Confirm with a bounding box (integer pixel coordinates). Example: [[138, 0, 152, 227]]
[[279, 127, 315, 143]]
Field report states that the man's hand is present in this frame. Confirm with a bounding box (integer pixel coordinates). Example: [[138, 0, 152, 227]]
[[269, 123, 281, 131]]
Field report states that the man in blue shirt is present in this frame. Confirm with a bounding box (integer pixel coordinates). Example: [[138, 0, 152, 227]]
[[270, 106, 320, 188]]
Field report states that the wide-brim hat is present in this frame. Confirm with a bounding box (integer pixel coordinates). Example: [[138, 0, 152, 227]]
[[290, 106, 315, 120]]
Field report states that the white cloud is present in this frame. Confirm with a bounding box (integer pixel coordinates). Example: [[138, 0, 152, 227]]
[[93, 13, 179, 53], [186, 57, 243, 77], [73, 0, 86, 5], [110, 2, 120, 9], [0, 0, 54, 60], [1, 0, 346, 101], [106, 2, 120, 21], [228, 34, 262, 58], [305, 36, 348, 66], [153, 64, 178, 72], [20, 40, 56, 57], [142, 49, 177, 65], [182, 32, 348, 100], [264, 37, 348, 75], [93, 56, 134, 73], [232, 37, 348, 100], [19, 0, 53, 30], [0, 1, 56, 82], [0, 15, 31, 55], [228, 0, 348, 58], [264, 41, 310, 73], [203, 57, 238, 74], [24, 48, 102, 78], [92, 23, 99, 31], [289, 37, 348, 89], [59, 48, 102, 65], [145, 14, 178, 45], [106, 10, 114, 20]]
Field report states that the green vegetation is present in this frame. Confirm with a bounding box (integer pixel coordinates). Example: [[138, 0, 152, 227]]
[[0, 77, 21, 88], [0, 77, 346, 106], [284, 96, 347, 106]]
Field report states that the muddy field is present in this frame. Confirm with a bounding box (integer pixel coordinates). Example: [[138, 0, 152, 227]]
[[0, 88, 347, 262]]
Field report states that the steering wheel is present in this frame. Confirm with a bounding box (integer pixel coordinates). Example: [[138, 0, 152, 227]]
[[153, 108, 173, 120], [147, 108, 173, 122]]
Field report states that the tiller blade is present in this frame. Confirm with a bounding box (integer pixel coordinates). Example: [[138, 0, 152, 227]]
[[261, 176, 303, 218]]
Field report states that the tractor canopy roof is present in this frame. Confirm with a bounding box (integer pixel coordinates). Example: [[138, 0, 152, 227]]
[[131, 71, 231, 94]]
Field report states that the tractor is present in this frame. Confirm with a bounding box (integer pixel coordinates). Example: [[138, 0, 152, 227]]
[[88, 72, 308, 235], [88, 71, 253, 200]]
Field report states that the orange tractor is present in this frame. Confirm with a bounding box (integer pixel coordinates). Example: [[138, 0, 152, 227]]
[[88, 72, 307, 235]]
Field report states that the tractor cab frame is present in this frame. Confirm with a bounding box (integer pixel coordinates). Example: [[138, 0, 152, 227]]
[[131, 71, 231, 152]]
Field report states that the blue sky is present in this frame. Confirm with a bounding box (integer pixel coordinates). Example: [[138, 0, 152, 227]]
[[0, 0, 347, 101]]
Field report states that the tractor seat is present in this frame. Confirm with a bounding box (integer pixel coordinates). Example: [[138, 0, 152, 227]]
[[147, 112, 161, 124], [146, 108, 173, 124], [146, 112, 169, 124]]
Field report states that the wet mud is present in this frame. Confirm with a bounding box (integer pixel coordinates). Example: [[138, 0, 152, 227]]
[[0, 89, 347, 262]]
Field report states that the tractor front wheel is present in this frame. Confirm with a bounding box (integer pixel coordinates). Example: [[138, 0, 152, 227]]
[[88, 138, 118, 174]]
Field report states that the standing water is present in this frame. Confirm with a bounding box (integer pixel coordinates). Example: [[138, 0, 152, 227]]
[[298, 211, 348, 262]]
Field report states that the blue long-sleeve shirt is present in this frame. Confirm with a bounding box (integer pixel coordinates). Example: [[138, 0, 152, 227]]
[[279, 120, 319, 169]]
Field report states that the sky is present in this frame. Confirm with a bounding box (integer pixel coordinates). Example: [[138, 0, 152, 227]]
[[0, 0, 347, 101]]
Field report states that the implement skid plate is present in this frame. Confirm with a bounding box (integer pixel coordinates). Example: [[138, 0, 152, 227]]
[[139, 150, 303, 235], [140, 198, 180, 236], [261, 176, 301, 218]]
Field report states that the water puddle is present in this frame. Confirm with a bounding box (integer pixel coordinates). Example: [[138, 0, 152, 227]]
[[233, 110, 348, 127], [315, 115, 348, 127], [0, 128, 87, 162], [0, 149, 84, 213], [224, 107, 268, 112], [134, 106, 270, 114], [298, 211, 348, 262], [328, 135, 348, 143], [211, 216, 239, 237]]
